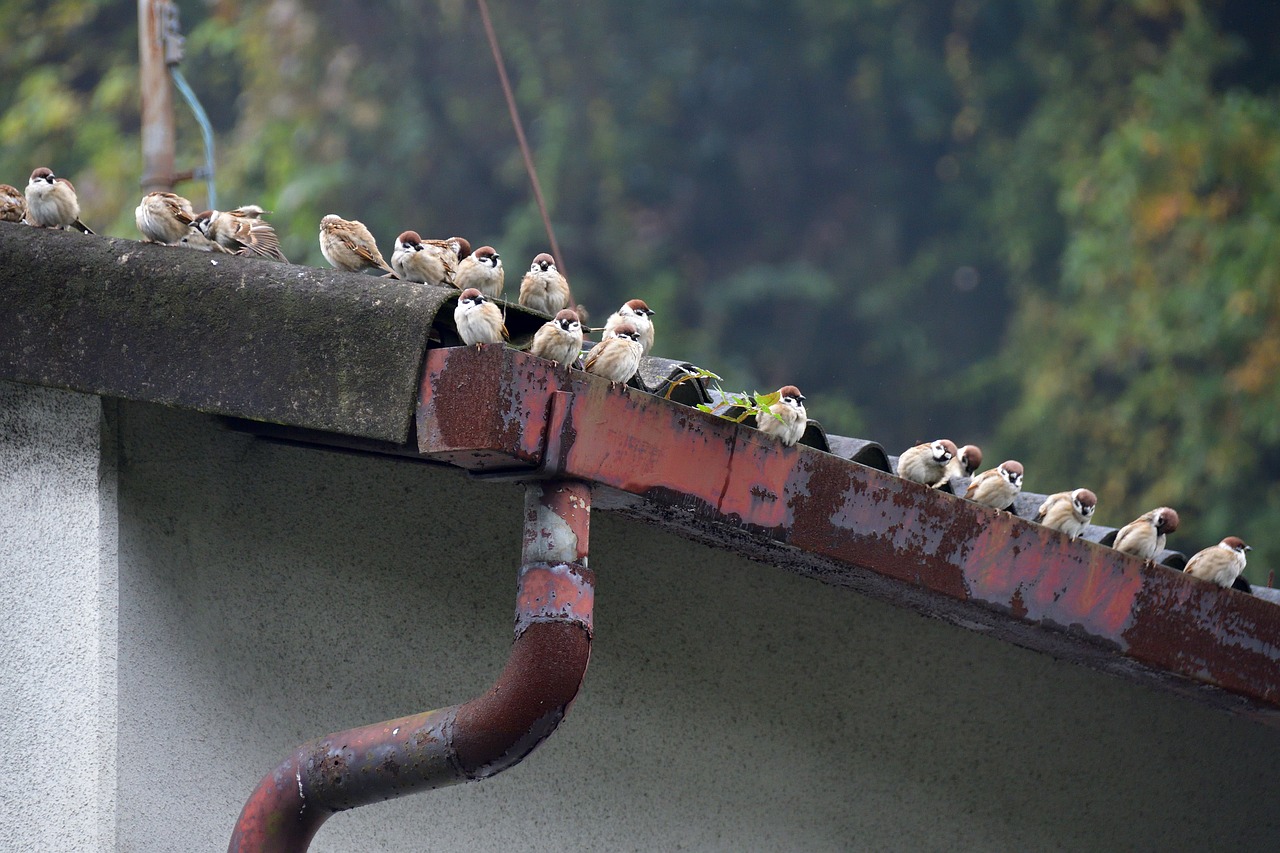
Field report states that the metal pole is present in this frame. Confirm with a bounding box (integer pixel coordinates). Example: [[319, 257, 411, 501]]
[[138, 0, 176, 192]]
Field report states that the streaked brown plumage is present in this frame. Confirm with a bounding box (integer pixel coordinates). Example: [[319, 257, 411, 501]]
[[454, 288, 508, 346], [455, 245, 504, 298], [1033, 488, 1097, 540], [25, 167, 93, 233], [963, 460, 1023, 510], [518, 252, 572, 316], [583, 323, 642, 385], [755, 385, 807, 447], [531, 308, 583, 366], [897, 439, 958, 486], [1113, 507, 1179, 564], [0, 183, 27, 223], [135, 191, 196, 244], [320, 214, 393, 275], [1184, 536, 1250, 588]]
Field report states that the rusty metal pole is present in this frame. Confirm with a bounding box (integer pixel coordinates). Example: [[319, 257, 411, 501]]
[[139, 0, 176, 192], [227, 479, 594, 852]]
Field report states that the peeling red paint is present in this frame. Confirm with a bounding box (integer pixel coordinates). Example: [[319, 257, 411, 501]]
[[416, 345, 1280, 723]]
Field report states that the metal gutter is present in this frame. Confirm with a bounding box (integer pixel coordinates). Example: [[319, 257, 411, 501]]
[[228, 480, 594, 850], [417, 345, 1280, 727]]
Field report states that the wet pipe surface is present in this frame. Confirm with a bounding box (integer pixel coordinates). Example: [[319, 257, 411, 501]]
[[418, 345, 1280, 722]]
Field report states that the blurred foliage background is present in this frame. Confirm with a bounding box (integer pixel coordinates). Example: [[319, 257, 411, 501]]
[[2, 0, 1278, 581]]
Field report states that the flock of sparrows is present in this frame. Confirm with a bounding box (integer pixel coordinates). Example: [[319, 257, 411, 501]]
[[2, 168, 1256, 592]]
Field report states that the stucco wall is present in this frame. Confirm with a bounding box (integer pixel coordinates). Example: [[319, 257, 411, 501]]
[[4, 382, 1279, 850], [0, 383, 116, 850]]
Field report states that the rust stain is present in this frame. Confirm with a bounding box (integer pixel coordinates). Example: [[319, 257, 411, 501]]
[[412, 345, 1280, 720]]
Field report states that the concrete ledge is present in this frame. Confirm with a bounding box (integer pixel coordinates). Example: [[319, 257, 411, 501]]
[[0, 224, 533, 444]]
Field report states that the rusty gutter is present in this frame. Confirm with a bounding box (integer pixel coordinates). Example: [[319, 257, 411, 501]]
[[417, 345, 1280, 727], [228, 480, 593, 851]]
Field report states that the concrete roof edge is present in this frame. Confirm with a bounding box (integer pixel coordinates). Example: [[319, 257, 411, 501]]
[[0, 224, 540, 443]]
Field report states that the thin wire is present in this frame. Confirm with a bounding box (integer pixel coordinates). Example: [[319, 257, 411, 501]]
[[170, 66, 217, 210], [476, 0, 566, 281]]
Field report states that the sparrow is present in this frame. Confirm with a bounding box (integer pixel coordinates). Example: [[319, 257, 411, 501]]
[[454, 245, 504, 298], [963, 460, 1023, 511], [755, 385, 808, 447], [1112, 507, 1179, 564], [178, 229, 232, 253], [320, 214, 395, 275], [896, 439, 959, 486], [0, 183, 26, 222], [1183, 536, 1251, 588], [938, 444, 983, 486], [25, 167, 93, 233], [392, 230, 457, 286], [530, 308, 584, 367], [454, 288, 508, 347], [604, 299, 657, 356], [446, 236, 473, 261], [135, 191, 195, 244], [1033, 488, 1097, 541], [195, 207, 288, 262], [583, 323, 643, 385], [518, 253, 572, 316]]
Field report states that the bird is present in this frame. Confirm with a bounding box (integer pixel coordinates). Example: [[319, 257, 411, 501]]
[[604, 299, 657, 356], [963, 460, 1023, 510], [195, 207, 288, 262], [320, 214, 395, 275], [135, 191, 195, 244], [0, 183, 27, 222], [938, 444, 983, 486], [531, 308, 584, 367], [454, 245, 504, 298], [454, 288, 508, 347], [392, 231, 457, 286], [1112, 507, 1179, 565], [25, 167, 93, 233], [1033, 488, 1097, 540], [896, 439, 959, 486], [178, 229, 232, 253], [518, 253, 572, 316], [1184, 536, 1251, 588], [445, 236, 472, 262], [755, 385, 808, 447], [583, 323, 643, 385]]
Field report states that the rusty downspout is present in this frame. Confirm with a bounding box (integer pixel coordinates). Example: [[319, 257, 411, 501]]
[[227, 480, 594, 851]]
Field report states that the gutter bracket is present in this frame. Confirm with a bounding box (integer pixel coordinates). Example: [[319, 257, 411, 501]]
[[469, 389, 575, 483]]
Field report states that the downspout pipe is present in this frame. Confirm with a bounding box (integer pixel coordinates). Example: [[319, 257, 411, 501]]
[[228, 480, 594, 851]]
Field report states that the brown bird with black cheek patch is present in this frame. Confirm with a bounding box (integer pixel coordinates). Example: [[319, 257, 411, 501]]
[[963, 460, 1023, 511], [196, 208, 288, 262], [1113, 507, 1179, 565], [897, 439, 958, 486], [392, 231, 456, 286], [0, 184, 27, 222], [756, 385, 808, 447], [454, 245, 504, 298], [1184, 536, 1250, 588], [604, 299, 657, 356], [25, 167, 93, 233], [531, 308, 584, 368], [1034, 488, 1097, 541], [584, 323, 643, 386], [453, 288, 508, 347], [938, 444, 983, 487], [320, 214, 394, 275], [519, 252, 573, 316]]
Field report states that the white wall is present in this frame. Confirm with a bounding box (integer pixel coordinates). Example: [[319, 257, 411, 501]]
[[4, 381, 1280, 851], [0, 383, 116, 851]]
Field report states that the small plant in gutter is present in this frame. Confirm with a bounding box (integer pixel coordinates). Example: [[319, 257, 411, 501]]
[[664, 365, 722, 401], [697, 388, 783, 424]]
